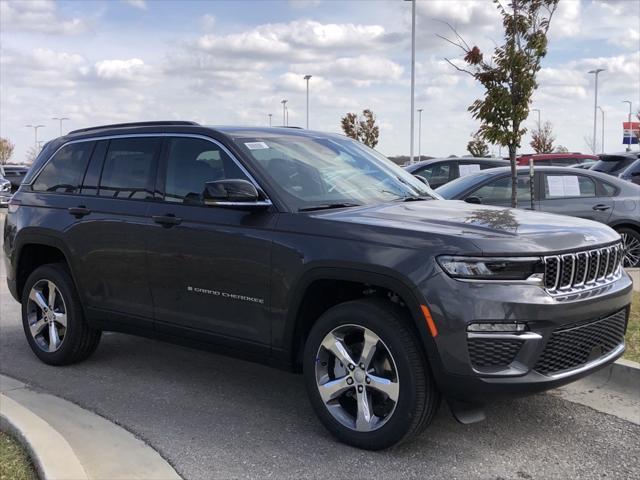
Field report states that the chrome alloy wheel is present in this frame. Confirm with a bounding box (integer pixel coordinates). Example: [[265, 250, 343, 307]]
[[315, 324, 399, 432], [621, 232, 640, 267], [26, 280, 67, 352]]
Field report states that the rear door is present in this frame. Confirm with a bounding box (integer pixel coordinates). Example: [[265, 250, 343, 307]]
[[67, 136, 162, 324], [146, 135, 276, 347], [538, 172, 613, 224]]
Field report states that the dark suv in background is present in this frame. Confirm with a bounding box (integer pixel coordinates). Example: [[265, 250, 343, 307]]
[[4, 122, 633, 449]]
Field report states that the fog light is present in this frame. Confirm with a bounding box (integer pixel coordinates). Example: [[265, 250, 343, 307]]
[[467, 323, 527, 333]]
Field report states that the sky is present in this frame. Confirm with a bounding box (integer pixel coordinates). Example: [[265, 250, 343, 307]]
[[1, 0, 639, 163]]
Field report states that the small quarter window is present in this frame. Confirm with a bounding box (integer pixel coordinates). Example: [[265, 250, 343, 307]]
[[32, 142, 95, 193]]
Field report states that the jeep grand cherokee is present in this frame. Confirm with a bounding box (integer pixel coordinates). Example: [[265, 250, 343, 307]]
[[3, 121, 633, 450]]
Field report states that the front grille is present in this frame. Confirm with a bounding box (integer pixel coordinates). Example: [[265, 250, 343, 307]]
[[534, 309, 627, 376], [543, 243, 623, 294], [468, 338, 523, 368]]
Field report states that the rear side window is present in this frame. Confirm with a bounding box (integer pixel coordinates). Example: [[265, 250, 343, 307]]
[[544, 174, 595, 198], [32, 142, 95, 193], [98, 138, 160, 199]]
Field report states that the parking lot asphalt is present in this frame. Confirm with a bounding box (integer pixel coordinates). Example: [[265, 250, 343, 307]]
[[1, 212, 639, 480]]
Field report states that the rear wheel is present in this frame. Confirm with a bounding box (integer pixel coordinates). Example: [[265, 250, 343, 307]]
[[22, 264, 101, 365], [617, 227, 640, 267], [303, 299, 439, 450]]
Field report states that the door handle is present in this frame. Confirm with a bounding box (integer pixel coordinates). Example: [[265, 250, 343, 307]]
[[152, 214, 182, 227], [68, 206, 91, 218], [592, 204, 611, 211]]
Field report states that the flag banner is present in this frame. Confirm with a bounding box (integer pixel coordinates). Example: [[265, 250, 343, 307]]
[[622, 121, 640, 145]]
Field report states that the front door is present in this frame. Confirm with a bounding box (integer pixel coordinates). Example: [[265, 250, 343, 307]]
[[146, 136, 276, 346]]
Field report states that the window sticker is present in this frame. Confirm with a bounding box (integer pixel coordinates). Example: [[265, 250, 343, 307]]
[[546, 175, 580, 197], [245, 142, 270, 150], [459, 164, 481, 177]]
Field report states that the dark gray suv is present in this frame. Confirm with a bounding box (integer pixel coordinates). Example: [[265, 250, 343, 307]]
[[4, 122, 633, 450]]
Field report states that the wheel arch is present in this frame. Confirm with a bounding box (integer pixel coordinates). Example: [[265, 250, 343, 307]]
[[283, 266, 437, 372]]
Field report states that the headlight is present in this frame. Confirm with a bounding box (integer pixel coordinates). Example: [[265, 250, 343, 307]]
[[437, 256, 544, 281]]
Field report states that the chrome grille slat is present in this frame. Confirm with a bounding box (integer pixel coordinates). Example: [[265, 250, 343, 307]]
[[543, 242, 623, 296]]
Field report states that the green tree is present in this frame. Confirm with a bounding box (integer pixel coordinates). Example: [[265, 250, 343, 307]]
[[340, 109, 380, 148], [440, 0, 558, 207], [467, 132, 490, 157], [0, 138, 14, 165], [530, 121, 556, 153]]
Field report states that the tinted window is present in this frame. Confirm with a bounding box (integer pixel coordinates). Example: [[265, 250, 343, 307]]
[[417, 163, 451, 185], [543, 174, 595, 198], [471, 175, 532, 203], [600, 181, 617, 197], [592, 158, 635, 174], [480, 162, 504, 170], [164, 137, 248, 204], [98, 138, 160, 199], [32, 142, 95, 193]]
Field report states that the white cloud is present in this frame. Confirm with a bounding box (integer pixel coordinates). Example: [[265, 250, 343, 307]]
[[123, 0, 147, 10], [93, 59, 155, 84], [200, 14, 216, 31], [0, 0, 88, 35]]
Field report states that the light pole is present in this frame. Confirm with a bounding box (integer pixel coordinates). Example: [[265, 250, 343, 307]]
[[588, 68, 605, 153], [281, 99, 287, 126], [622, 100, 632, 151], [286, 106, 289, 126], [51, 116, 69, 136], [304, 75, 312, 129], [409, 0, 416, 163], [268, 113, 273, 127], [531, 108, 541, 129], [597, 106, 605, 153], [417, 108, 423, 162], [25, 124, 45, 147]]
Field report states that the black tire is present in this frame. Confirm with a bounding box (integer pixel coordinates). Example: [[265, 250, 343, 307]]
[[616, 227, 640, 268], [303, 298, 440, 450], [21, 263, 101, 365]]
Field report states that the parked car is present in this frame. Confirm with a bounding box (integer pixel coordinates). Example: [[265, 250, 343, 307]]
[[619, 158, 640, 185], [2, 164, 30, 193], [517, 153, 598, 167], [436, 166, 640, 267], [5, 122, 633, 450], [570, 160, 597, 170], [404, 157, 508, 189], [0, 176, 11, 207], [591, 152, 639, 176]]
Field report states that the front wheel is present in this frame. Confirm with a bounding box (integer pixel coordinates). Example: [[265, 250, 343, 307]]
[[303, 299, 439, 450]]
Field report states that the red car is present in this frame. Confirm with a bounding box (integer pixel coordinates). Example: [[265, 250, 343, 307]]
[[516, 153, 598, 167]]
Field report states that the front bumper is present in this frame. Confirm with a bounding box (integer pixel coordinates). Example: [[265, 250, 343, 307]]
[[419, 269, 633, 401]]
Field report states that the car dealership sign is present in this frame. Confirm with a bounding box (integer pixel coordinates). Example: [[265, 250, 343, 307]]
[[623, 121, 640, 145]]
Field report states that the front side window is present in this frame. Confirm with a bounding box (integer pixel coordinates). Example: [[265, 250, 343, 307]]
[[471, 175, 532, 204], [98, 138, 160, 199], [234, 135, 433, 211], [543, 174, 595, 198], [164, 137, 249, 204], [417, 163, 451, 184], [32, 142, 95, 193]]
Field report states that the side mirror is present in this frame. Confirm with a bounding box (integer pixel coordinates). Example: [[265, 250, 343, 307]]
[[203, 179, 266, 207], [414, 174, 430, 188], [464, 196, 482, 204]]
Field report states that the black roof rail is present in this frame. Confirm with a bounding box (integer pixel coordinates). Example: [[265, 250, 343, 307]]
[[68, 121, 200, 135]]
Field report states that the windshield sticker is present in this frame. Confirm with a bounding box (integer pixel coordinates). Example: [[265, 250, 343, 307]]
[[245, 142, 270, 150]]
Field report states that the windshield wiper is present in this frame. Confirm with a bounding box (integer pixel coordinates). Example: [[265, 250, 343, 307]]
[[298, 202, 362, 212]]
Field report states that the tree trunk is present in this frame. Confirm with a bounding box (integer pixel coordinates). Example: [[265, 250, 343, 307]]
[[509, 143, 518, 208]]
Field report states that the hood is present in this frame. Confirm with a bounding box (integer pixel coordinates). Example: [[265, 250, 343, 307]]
[[311, 200, 620, 255]]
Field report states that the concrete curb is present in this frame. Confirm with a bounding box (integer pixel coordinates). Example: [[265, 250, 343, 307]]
[[0, 374, 181, 480], [626, 268, 639, 292], [1, 393, 88, 480]]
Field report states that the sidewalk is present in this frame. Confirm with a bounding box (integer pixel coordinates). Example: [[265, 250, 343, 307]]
[[0, 374, 181, 480]]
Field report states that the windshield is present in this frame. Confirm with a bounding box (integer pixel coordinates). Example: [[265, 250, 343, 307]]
[[234, 135, 437, 211], [591, 158, 635, 174], [435, 170, 495, 198]]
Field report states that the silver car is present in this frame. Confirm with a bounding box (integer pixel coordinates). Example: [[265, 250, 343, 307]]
[[436, 166, 640, 267]]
